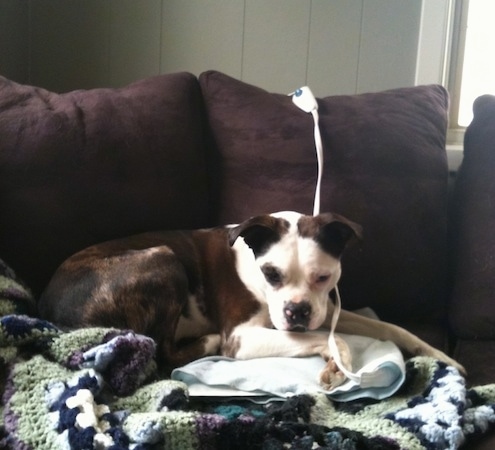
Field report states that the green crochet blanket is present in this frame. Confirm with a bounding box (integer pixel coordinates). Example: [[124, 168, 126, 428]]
[[1, 259, 495, 449]]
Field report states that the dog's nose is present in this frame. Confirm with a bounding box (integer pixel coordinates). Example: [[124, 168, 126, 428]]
[[284, 301, 311, 330]]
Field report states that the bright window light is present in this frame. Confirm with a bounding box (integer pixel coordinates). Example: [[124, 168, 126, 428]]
[[457, 0, 495, 127]]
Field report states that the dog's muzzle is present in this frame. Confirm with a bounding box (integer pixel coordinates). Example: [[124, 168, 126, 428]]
[[283, 301, 311, 331]]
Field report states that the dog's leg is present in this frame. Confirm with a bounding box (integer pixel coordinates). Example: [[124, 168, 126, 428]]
[[224, 325, 349, 389], [332, 309, 466, 375], [163, 334, 221, 371], [225, 326, 328, 359]]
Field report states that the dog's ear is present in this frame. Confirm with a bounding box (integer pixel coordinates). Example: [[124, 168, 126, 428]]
[[228, 215, 289, 257], [319, 213, 363, 257], [298, 213, 362, 258]]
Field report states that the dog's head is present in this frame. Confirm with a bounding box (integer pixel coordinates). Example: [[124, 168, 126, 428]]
[[229, 211, 362, 332]]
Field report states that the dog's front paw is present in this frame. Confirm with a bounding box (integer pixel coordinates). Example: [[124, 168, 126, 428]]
[[319, 358, 347, 390], [319, 334, 352, 390], [420, 346, 467, 376]]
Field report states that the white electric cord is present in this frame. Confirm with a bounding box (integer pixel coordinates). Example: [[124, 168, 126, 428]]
[[311, 107, 323, 217], [291, 86, 363, 385], [328, 286, 361, 383], [290, 87, 323, 216]]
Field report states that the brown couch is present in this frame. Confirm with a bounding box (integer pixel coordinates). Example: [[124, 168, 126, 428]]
[[0, 70, 494, 448]]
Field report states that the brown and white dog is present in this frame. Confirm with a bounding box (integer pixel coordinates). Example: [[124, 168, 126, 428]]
[[38, 211, 465, 389]]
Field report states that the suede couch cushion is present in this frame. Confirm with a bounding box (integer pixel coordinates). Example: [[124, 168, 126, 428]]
[[200, 71, 450, 324], [450, 94, 495, 339], [0, 73, 209, 295]]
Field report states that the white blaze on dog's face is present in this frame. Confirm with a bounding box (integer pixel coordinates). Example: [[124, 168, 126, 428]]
[[229, 211, 362, 332]]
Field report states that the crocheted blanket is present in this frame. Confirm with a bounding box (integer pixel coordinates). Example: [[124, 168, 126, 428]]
[[1, 261, 495, 449]]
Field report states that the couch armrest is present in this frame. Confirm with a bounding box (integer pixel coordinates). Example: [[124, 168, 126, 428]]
[[450, 95, 495, 340]]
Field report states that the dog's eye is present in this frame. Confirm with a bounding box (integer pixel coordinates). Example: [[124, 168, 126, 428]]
[[316, 275, 330, 283], [261, 265, 283, 286]]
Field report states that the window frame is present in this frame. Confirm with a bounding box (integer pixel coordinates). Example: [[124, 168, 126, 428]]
[[446, 0, 470, 139], [416, 0, 470, 151]]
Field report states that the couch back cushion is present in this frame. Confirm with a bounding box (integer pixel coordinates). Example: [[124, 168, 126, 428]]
[[200, 71, 450, 323], [0, 73, 209, 295], [450, 94, 495, 339]]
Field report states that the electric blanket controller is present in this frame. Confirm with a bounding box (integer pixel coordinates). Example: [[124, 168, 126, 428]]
[[292, 86, 318, 112]]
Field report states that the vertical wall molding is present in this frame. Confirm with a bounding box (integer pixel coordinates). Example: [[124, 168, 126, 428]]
[[415, 0, 454, 86]]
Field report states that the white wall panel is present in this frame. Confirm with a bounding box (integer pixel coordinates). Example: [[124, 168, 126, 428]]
[[242, 0, 310, 93], [307, 0, 363, 97], [30, 0, 111, 92], [0, 0, 29, 82], [3, 0, 451, 97], [109, 0, 162, 87], [357, 0, 422, 93], [160, 0, 244, 78]]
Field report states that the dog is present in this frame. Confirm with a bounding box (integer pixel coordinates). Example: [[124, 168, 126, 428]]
[[38, 211, 465, 389]]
